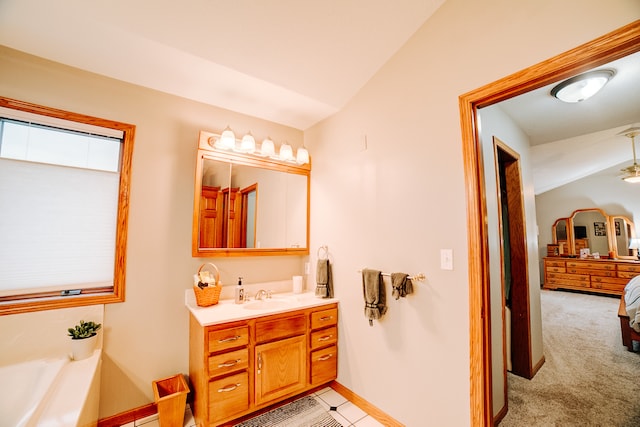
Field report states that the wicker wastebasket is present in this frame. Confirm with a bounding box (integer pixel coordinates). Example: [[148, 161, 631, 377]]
[[152, 374, 190, 427]]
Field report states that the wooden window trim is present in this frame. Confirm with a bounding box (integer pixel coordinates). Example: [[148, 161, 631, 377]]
[[0, 96, 135, 316]]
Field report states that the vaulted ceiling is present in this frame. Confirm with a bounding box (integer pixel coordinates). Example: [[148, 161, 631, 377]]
[[1, 1, 638, 193]]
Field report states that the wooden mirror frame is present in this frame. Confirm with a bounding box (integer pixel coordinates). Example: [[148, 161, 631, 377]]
[[192, 130, 311, 257], [609, 215, 638, 260]]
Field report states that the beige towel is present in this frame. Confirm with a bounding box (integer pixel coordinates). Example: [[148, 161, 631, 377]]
[[362, 269, 387, 326], [391, 273, 413, 299]]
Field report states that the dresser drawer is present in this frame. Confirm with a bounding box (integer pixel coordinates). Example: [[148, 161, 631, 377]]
[[548, 272, 589, 282], [591, 276, 629, 285], [209, 372, 249, 422], [208, 348, 249, 378], [545, 266, 566, 273], [566, 261, 615, 270], [311, 326, 337, 350], [310, 345, 337, 385], [618, 271, 640, 279], [544, 259, 565, 268], [208, 326, 249, 353], [311, 307, 338, 330], [618, 264, 640, 273]]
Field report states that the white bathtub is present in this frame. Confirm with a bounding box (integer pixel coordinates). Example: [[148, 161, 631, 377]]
[[0, 350, 102, 427]]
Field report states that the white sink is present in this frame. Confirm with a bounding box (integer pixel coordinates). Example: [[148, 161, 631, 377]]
[[243, 299, 291, 310]]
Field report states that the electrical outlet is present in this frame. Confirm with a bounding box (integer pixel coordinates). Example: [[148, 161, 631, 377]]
[[304, 262, 311, 274]]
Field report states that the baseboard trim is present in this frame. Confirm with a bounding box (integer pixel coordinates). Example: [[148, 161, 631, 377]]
[[97, 403, 156, 427], [531, 354, 545, 377], [330, 381, 404, 426]]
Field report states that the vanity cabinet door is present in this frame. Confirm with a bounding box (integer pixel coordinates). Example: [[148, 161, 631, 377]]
[[255, 335, 306, 406]]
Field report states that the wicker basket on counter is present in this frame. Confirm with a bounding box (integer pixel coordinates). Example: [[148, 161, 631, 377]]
[[193, 263, 222, 307]]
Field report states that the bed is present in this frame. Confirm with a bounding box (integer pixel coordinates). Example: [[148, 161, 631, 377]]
[[618, 275, 640, 351]]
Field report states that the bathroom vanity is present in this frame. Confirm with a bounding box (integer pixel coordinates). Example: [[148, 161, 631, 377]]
[[186, 292, 338, 426]]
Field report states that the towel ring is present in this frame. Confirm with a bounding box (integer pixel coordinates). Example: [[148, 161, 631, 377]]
[[317, 245, 329, 260]]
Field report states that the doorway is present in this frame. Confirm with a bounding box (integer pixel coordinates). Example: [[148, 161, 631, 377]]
[[461, 21, 640, 426]]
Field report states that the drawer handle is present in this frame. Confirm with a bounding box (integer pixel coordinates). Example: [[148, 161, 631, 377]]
[[319, 316, 333, 321], [218, 359, 241, 368], [218, 383, 241, 393], [318, 354, 333, 361], [218, 335, 241, 343], [318, 335, 334, 342]]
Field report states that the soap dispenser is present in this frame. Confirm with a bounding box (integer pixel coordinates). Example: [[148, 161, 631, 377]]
[[235, 277, 244, 304]]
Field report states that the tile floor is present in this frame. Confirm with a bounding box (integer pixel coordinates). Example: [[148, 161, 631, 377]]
[[124, 387, 384, 427]]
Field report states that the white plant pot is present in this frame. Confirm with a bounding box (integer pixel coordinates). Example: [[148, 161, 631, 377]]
[[71, 335, 97, 361]]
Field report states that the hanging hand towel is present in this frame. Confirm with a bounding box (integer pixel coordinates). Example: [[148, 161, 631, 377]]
[[362, 269, 387, 326], [315, 259, 334, 298], [391, 273, 414, 300]]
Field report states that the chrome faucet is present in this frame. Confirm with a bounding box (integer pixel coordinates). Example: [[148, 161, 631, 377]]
[[255, 289, 268, 301]]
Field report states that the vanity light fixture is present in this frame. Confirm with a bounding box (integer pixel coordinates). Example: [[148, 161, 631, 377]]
[[279, 143, 294, 162], [238, 132, 256, 153], [619, 126, 640, 183], [550, 69, 614, 103], [296, 145, 309, 165], [260, 137, 276, 157], [215, 125, 236, 150]]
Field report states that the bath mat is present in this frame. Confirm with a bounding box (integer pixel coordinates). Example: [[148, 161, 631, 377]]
[[234, 395, 342, 427]]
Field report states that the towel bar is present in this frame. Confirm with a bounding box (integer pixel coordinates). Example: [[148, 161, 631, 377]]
[[357, 270, 426, 282]]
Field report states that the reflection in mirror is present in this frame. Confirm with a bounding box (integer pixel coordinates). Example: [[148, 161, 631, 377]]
[[552, 218, 568, 255], [193, 130, 310, 257], [611, 216, 637, 260], [571, 209, 609, 256]]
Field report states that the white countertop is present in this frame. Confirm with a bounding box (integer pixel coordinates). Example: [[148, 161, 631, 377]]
[[185, 289, 339, 326]]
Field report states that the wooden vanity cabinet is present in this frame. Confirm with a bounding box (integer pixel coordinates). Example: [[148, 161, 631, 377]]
[[189, 303, 338, 426]]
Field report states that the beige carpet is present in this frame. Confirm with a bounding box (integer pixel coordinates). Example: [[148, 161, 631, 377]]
[[500, 290, 640, 426]]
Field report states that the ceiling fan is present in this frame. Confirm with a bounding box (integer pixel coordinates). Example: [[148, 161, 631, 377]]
[[620, 126, 640, 183]]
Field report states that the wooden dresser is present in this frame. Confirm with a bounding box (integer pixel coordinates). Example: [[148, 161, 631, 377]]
[[543, 257, 640, 296]]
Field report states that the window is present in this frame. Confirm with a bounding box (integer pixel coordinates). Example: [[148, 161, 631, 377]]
[[0, 97, 134, 315]]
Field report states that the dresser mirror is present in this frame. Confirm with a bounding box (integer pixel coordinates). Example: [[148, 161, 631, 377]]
[[550, 208, 637, 259], [192, 130, 310, 257]]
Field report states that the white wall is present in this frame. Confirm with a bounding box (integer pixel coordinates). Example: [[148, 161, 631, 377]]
[[305, 0, 636, 425], [478, 105, 543, 416]]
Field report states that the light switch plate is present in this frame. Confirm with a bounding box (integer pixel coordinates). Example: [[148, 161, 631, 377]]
[[304, 262, 311, 274], [440, 249, 453, 270]]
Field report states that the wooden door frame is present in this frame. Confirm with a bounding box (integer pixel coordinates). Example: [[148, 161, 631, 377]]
[[461, 21, 640, 426]]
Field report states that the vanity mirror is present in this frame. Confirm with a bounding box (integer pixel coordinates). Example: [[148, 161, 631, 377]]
[[550, 208, 637, 259], [192, 131, 310, 257]]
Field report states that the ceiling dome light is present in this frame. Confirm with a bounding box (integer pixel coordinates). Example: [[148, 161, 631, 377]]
[[551, 69, 615, 103]]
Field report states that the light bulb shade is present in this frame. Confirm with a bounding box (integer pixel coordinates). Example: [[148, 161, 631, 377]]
[[628, 238, 640, 250], [296, 147, 309, 164], [279, 143, 294, 161], [238, 132, 256, 153], [217, 126, 236, 150], [260, 138, 275, 157], [551, 69, 614, 103]]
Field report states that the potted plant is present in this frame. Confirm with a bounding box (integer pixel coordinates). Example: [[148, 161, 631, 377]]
[[68, 320, 101, 361]]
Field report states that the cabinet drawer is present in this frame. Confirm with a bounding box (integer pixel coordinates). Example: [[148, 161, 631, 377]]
[[591, 281, 625, 293], [311, 307, 338, 330], [311, 326, 337, 350], [208, 326, 249, 353], [209, 371, 249, 422], [311, 345, 337, 385], [544, 259, 565, 267], [208, 348, 249, 378], [546, 266, 566, 273], [256, 314, 306, 343], [618, 264, 640, 273]]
